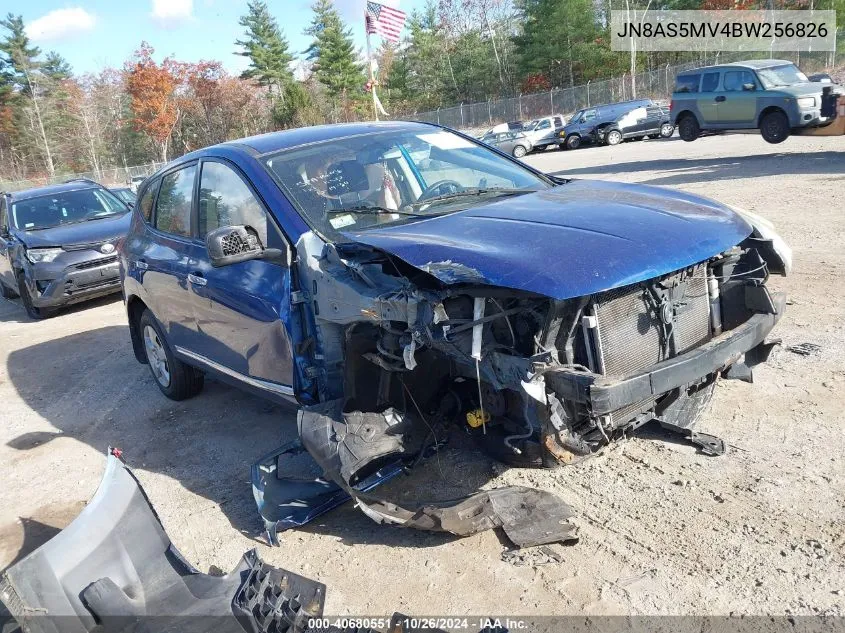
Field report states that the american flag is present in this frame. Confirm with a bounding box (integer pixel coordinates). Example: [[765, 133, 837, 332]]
[[365, 1, 406, 43]]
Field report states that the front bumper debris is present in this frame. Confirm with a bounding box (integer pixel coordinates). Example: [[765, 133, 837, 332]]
[[0, 450, 325, 633], [291, 401, 578, 548]]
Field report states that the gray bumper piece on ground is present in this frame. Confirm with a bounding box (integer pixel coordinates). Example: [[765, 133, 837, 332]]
[[297, 401, 579, 548], [0, 449, 325, 633]]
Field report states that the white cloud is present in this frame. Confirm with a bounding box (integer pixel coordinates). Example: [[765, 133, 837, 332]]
[[25, 8, 96, 42], [151, 0, 194, 27]]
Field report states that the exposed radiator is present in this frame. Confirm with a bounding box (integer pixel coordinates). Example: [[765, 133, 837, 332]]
[[586, 263, 712, 425]]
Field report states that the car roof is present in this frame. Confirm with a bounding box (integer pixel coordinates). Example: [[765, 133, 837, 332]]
[[678, 59, 793, 75], [7, 182, 99, 202], [212, 120, 440, 156]]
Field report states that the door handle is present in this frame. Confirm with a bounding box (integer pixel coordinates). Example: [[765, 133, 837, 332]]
[[715, 96, 726, 102], [135, 260, 149, 270], [187, 273, 207, 287]]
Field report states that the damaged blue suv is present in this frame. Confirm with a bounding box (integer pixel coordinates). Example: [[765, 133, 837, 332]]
[[121, 121, 790, 541]]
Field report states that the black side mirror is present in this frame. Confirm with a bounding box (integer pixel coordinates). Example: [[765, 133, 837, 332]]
[[742, 83, 756, 92], [206, 225, 283, 267]]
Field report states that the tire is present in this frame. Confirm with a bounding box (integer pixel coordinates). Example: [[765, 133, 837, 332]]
[[606, 130, 623, 146], [660, 122, 675, 138], [16, 273, 55, 320], [648, 134, 660, 139], [565, 134, 581, 150], [0, 279, 17, 299], [512, 144, 527, 158], [760, 110, 790, 144], [138, 309, 204, 400], [678, 115, 701, 142]]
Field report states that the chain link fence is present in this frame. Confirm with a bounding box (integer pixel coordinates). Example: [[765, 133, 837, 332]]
[[0, 162, 166, 193], [407, 49, 843, 131]]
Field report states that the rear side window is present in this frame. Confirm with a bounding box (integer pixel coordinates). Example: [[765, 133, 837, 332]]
[[723, 70, 756, 92], [198, 161, 268, 246], [138, 180, 158, 223], [701, 72, 720, 93], [155, 165, 195, 238], [675, 74, 700, 93]]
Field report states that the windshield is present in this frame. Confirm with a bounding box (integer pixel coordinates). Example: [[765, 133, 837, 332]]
[[757, 63, 808, 88], [11, 188, 128, 231], [262, 128, 550, 240]]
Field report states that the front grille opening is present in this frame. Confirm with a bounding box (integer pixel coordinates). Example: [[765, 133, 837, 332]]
[[74, 256, 118, 271]]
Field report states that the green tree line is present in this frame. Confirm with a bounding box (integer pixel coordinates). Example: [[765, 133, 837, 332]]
[[1, 0, 842, 183]]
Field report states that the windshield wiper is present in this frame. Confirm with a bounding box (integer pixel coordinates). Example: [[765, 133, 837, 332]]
[[412, 187, 531, 208], [328, 205, 428, 217]]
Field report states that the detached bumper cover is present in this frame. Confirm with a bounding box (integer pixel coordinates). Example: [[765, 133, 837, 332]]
[[545, 293, 786, 416], [0, 451, 325, 633]]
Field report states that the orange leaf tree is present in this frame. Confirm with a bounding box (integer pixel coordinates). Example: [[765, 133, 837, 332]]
[[125, 43, 183, 162]]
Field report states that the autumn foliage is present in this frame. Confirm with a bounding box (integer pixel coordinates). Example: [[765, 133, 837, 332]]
[[521, 73, 551, 94], [125, 43, 183, 161]]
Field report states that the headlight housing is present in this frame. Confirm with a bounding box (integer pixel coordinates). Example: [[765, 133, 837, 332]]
[[729, 206, 792, 276], [797, 97, 815, 108], [25, 247, 63, 264]]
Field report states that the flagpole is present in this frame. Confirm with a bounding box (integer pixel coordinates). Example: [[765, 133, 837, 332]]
[[365, 18, 379, 122]]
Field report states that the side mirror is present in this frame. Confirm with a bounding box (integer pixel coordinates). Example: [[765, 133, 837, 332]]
[[808, 73, 832, 83], [742, 83, 756, 92], [206, 225, 283, 267]]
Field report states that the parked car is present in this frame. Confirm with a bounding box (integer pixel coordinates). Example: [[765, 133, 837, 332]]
[[121, 121, 789, 535], [521, 114, 565, 150], [596, 105, 675, 145], [110, 186, 137, 206], [559, 99, 654, 149], [671, 59, 844, 144], [0, 180, 131, 319], [479, 130, 533, 157]]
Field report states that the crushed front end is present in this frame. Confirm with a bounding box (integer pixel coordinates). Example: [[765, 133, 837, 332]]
[[255, 222, 786, 544]]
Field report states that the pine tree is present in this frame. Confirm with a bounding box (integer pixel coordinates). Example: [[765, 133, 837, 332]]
[[42, 52, 72, 81], [304, 0, 365, 117], [236, 0, 294, 94]]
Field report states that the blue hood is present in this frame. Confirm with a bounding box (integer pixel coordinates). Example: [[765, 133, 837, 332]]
[[15, 212, 131, 249], [344, 180, 752, 300]]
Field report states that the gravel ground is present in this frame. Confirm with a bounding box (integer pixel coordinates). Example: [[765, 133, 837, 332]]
[[0, 132, 843, 621]]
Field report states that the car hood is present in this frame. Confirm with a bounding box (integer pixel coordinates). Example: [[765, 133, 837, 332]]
[[16, 212, 131, 248], [778, 82, 835, 97], [343, 180, 753, 300]]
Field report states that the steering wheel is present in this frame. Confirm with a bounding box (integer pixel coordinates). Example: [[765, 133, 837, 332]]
[[418, 179, 465, 201]]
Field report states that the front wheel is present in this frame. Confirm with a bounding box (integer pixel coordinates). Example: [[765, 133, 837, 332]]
[[139, 309, 204, 400], [512, 144, 527, 158], [565, 135, 581, 150], [678, 116, 701, 142], [16, 273, 55, 320], [606, 130, 623, 146], [760, 110, 790, 144], [660, 123, 675, 138]]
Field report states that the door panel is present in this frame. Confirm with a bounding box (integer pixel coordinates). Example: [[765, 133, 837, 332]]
[[186, 159, 295, 389], [0, 199, 13, 289], [717, 70, 759, 124], [697, 71, 722, 123]]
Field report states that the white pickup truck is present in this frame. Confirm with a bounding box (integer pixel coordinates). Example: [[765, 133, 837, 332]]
[[521, 114, 566, 150]]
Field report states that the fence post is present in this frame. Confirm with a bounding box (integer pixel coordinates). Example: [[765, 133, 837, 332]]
[[587, 80, 591, 107], [437, 108, 440, 125], [518, 94, 523, 120], [460, 103, 464, 128], [665, 64, 670, 96], [550, 89, 554, 115], [488, 99, 492, 124]]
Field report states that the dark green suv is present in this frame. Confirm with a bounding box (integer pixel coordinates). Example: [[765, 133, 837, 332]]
[[670, 59, 841, 144]]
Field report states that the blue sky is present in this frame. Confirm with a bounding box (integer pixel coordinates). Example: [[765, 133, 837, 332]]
[[7, 0, 424, 76]]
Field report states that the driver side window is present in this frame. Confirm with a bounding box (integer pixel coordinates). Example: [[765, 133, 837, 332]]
[[198, 161, 268, 247]]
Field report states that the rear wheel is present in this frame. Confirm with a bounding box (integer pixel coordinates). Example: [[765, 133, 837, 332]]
[[660, 122, 675, 138], [16, 273, 55, 320], [678, 115, 701, 142], [606, 129, 623, 146], [565, 134, 581, 150], [760, 110, 790, 144], [139, 309, 204, 400], [512, 144, 527, 158]]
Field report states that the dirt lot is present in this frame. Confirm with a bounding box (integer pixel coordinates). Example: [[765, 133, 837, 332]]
[[1, 133, 843, 620]]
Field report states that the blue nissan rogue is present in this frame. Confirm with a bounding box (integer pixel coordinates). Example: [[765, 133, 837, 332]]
[[121, 121, 789, 513]]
